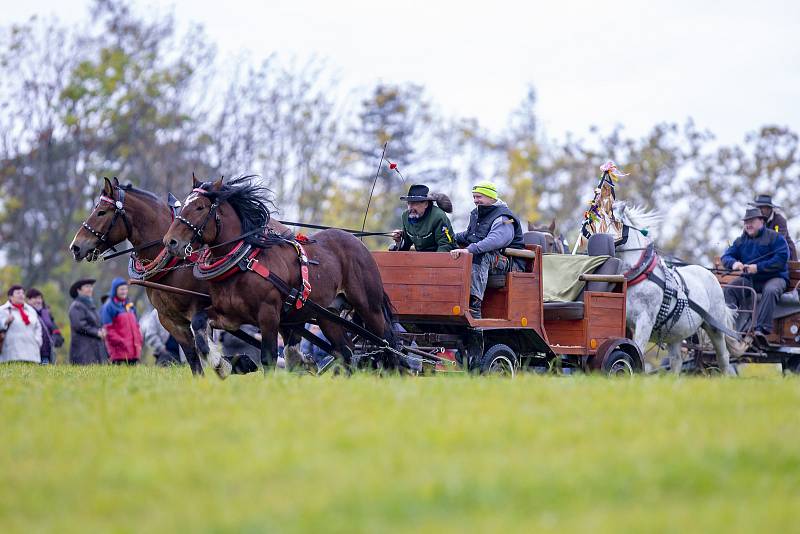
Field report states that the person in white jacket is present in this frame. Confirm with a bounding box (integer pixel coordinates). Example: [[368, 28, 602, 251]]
[[0, 285, 43, 363]]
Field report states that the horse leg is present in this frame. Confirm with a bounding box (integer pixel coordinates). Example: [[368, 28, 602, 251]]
[[667, 342, 684, 375], [704, 326, 735, 376], [168, 322, 204, 376], [631, 313, 657, 373], [257, 308, 281, 373], [191, 309, 231, 379], [317, 319, 353, 368], [281, 328, 305, 372]]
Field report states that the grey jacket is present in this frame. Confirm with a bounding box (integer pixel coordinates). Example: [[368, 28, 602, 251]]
[[68, 298, 107, 365]]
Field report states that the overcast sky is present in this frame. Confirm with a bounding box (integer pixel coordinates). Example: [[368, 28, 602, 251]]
[[8, 0, 800, 145]]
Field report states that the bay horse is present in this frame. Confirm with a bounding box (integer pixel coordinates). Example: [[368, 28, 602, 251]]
[[69, 177, 293, 376], [583, 201, 742, 375], [162, 175, 399, 375], [527, 219, 566, 253]]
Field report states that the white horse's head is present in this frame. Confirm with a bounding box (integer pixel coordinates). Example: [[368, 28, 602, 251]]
[[614, 200, 662, 239]]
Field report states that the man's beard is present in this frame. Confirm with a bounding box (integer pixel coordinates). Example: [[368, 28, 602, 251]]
[[408, 212, 422, 220]]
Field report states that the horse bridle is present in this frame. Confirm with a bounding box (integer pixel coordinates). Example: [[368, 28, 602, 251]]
[[81, 187, 133, 261], [174, 188, 221, 256]]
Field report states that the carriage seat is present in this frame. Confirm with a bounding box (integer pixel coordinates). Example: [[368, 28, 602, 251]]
[[543, 234, 621, 321], [486, 231, 552, 289]]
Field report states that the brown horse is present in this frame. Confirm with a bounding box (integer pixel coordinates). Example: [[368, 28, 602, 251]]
[[527, 219, 567, 253], [69, 177, 292, 376], [162, 175, 399, 374]]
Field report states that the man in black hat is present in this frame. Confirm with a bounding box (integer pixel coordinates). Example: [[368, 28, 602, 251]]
[[390, 184, 456, 253], [67, 279, 107, 364], [749, 194, 797, 261], [721, 207, 790, 341]]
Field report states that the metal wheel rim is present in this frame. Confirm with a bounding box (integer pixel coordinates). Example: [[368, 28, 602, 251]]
[[489, 355, 515, 377], [608, 358, 634, 376]]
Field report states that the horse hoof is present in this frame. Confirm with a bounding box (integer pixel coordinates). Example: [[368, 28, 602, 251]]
[[215, 358, 232, 380]]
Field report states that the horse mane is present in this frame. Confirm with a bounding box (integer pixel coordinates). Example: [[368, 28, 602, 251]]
[[614, 201, 662, 237], [198, 175, 275, 239], [117, 183, 163, 204]]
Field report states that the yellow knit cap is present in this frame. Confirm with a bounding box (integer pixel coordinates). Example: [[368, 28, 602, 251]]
[[472, 181, 499, 200]]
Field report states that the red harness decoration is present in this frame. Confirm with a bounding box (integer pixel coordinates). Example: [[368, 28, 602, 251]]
[[129, 247, 197, 282], [193, 235, 312, 310], [623, 243, 659, 288]]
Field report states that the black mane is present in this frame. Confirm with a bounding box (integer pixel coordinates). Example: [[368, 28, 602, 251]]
[[117, 183, 162, 203], [198, 175, 275, 239]]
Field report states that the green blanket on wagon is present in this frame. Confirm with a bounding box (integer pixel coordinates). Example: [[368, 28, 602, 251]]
[[542, 255, 609, 302]]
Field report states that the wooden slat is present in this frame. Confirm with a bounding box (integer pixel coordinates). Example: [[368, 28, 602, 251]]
[[373, 251, 467, 268]]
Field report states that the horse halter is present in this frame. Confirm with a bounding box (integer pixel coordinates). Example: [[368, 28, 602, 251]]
[[81, 187, 132, 260], [175, 188, 221, 256]]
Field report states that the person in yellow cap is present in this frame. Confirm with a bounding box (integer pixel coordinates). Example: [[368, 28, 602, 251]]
[[450, 181, 526, 318]]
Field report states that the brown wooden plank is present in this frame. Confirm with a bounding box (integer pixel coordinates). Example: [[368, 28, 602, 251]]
[[379, 267, 468, 286], [373, 251, 468, 268], [384, 284, 465, 302]]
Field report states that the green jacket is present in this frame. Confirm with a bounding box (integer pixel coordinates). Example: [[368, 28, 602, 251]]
[[393, 205, 456, 252]]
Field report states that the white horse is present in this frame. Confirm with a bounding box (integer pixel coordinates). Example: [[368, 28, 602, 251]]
[[608, 202, 741, 375]]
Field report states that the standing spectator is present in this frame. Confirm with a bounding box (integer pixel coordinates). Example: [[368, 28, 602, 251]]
[[101, 278, 143, 365], [140, 308, 184, 366], [68, 279, 107, 365], [0, 285, 43, 363], [26, 288, 64, 365]]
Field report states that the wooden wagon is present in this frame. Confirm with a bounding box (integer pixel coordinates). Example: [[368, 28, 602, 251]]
[[372, 238, 643, 376]]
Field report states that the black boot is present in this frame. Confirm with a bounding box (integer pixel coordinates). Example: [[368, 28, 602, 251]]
[[469, 296, 482, 319]]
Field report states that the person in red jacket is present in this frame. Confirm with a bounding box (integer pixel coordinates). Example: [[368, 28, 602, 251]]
[[100, 278, 143, 365]]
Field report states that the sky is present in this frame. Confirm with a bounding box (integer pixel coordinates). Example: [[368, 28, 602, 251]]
[[7, 0, 800, 146]]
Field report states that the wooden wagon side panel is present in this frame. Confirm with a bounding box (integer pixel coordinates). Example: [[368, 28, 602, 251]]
[[584, 292, 627, 350], [373, 251, 471, 319], [543, 319, 586, 354]]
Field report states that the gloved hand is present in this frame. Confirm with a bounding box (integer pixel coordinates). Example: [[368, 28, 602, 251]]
[[52, 332, 65, 348]]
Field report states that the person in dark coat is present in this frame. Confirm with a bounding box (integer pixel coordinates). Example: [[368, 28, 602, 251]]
[[26, 288, 64, 365], [390, 184, 456, 252], [451, 181, 526, 318], [68, 279, 107, 365], [722, 207, 790, 340], [749, 194, 797, 261]]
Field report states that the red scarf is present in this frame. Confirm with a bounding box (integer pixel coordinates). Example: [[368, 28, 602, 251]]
[[11, 302, 30, 325]]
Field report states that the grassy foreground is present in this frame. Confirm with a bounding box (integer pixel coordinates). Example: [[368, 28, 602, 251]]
[[1, 366, 798, 533]]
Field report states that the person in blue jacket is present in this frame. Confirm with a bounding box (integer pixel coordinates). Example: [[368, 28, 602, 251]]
[[721, 207, 789, 339]]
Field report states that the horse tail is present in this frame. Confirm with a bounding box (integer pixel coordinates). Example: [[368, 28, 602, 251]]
[[722, 304, 746, 357]]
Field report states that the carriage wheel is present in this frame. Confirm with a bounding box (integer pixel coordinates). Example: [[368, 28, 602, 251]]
[[480, 344, 516, 377], [602, 350, 635, 377]]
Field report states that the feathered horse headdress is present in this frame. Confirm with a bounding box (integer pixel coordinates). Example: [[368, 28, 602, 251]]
[[572, 161, 629, 254]]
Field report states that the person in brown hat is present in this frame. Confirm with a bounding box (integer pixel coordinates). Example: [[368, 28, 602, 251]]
[[749, 194, 797, 261], [390, 184, 456, 253], [67, 278, 107, 364], [721, 207, 790, 342]]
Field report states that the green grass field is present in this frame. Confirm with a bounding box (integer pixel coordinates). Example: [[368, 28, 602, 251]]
[[1, 366, 799, 533]]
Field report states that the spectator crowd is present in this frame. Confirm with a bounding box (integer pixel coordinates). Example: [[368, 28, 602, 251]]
[[0, 277, 146, 366]]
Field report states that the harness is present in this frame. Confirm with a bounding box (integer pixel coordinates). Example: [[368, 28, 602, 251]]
[[174, 188, 221, 256], [193, 232, 313, 313], [81, 188, 133, 254], [618, 224, 740, 339]]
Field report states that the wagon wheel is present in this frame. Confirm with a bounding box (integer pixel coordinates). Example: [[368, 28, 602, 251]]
[[785, 356, 800, 375], [685, 333, 718, 375], [480, 344, 516, 377], [602, 350, 635, 377]]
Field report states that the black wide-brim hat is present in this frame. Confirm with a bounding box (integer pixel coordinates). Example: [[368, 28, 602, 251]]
[[748, 194, 781, 209], [69, 278, 96, 299], [742, 207, 767, 222], [400, 184, 434, 202]]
